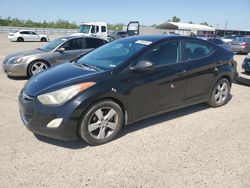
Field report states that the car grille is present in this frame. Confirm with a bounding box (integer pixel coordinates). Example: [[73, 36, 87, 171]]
[[20, 113, 33, 125], [20, 90, 34, 125]]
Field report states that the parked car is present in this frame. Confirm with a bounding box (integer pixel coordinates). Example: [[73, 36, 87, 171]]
[[242, 53, 250, 73], [231, 37, 250, 54], [19, 35, 236, 145], [109, 31, 128, 41], [221, 34, 243, 44], [200, 37, 232, 51], [2, 36, 108, 77], [8, 30, 49, 42]]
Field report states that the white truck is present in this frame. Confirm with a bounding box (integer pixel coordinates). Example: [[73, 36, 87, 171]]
[[71, 22, 108, 40]]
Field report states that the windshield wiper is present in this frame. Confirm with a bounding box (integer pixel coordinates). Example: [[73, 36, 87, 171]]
[[75, 62, 101, 71]]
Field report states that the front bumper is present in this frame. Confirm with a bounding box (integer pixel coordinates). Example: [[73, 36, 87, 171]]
[[2, 61, 27, 76], [18, 90, 87, 141]]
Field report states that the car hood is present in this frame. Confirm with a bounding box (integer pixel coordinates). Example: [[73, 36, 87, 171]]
[[5, 49, 47, 60], [24, 63, 105, 97]]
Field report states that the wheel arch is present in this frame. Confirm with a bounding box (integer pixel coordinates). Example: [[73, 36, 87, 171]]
[[27, 59, 50, 76]]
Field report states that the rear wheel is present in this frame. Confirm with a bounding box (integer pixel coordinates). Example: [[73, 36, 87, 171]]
[[28, 61, 49, 77], [79, 100, 123, 146], [208, 78, 231, 107], [17, 37, 24, 42]]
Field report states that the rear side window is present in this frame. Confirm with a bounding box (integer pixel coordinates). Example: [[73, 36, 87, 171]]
[[20, 31, 30, 35], [86, 38, 105, 48], [101, 26, 106, 32], [212, 39, 224, 45], [182, 40, 214, 61]]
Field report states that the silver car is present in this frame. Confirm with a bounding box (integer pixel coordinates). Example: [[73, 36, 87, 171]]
[[231, 37, 250, 54], [2, 36, 107, 77]]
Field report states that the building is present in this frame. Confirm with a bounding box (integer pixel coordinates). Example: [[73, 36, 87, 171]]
[[156, 22, 215, 36]]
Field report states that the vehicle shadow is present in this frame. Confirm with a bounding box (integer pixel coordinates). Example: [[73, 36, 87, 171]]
[[34, 102, 212, 149], [7, 75, 28, 80], [119, 103, 210, 139], [34, 134, 88, 149]]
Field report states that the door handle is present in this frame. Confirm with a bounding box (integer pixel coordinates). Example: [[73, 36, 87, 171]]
[[176, 70, 186, 76]]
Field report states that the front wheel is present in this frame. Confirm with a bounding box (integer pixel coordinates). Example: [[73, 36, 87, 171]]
[[41, 38, 47, 42], [28, 61, 49, 77], [208, 78, 231, 107], [79, 100, 123, 146]]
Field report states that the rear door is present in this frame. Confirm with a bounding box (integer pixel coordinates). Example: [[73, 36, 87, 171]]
[[180, 39, 217, 102]]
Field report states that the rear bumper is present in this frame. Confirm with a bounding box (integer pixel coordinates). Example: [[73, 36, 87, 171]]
[[231, 46, 249, 53]]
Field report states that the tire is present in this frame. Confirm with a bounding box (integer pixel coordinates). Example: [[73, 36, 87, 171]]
[[41, 38, 47, 42], [78, 100, 123, 146], [28, 60, 49, 77], [17, 37, 24, 42], [208, 78, 231, 107]]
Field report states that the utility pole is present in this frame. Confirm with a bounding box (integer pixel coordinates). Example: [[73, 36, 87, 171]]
[[224, 21, 228, 36]]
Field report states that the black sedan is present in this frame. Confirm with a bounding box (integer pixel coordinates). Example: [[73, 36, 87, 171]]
[[242, 53, 250, 73], [19, 35, 236, 146]]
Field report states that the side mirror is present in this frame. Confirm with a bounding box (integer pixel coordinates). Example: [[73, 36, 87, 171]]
[[130, 60, 154, 72], [57, 47, 65, 53]]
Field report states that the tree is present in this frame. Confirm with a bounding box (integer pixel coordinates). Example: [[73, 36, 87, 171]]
[[200, 22, 209, 26], [169, 16, 181, 23]]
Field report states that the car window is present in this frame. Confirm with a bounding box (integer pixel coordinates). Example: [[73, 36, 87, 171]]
[[182, 40, 214, 61], [30, 32, 37, 35], [91, 26, 99, 33], [61, 38, 86, 51], [213, 39, 224, 45], [86, 38, 105, 49], [137, 41, 180, 66], [101, 26, 106, 32], [20, 31, 30, 35]]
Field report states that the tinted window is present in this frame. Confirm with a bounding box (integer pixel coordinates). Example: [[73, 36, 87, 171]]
[[91, 26, 99, 33], [61, 38, 86, 50], [183, 40, 214, 61], [212, 38, 224, 45], [101, 26, 106, 32], [138, 41, 180, 66], [86, 38, 104, 48], [30, 32, 37, 35], [20, 31, 30, 35]]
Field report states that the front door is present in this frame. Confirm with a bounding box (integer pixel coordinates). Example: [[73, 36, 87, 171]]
[[128, 40, 187, 119]]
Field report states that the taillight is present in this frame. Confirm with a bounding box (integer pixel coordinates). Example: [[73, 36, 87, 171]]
[[241, 42, 249, 47]]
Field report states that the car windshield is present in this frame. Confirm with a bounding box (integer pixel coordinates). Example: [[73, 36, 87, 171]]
[[40, 38, 67, 51], [80, 25, 91, 34], [76, 38, 151, 70]]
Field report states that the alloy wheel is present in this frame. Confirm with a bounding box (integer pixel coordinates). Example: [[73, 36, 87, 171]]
[[88, 107, 118, 139], [214, 81, 229, 105], [30, 62, 48, 75]]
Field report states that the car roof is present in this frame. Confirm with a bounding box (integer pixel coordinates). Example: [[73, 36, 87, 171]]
[[56, 35, 107, 41], [118, 35, 206, 43]]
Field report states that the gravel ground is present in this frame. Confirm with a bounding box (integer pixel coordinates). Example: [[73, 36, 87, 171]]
[[0, 33, 249, 188]]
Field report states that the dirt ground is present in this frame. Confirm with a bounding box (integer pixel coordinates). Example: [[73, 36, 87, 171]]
[[0, 33, 249, 188]]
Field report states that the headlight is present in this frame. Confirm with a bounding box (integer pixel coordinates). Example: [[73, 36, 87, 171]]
[[12, 56, 24, 64], [37, 82, 96, 105]]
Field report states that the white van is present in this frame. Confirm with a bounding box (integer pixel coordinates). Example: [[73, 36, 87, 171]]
[[71, 22, 108, 40]]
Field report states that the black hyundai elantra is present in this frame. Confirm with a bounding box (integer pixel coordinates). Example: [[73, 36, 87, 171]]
[[19, 35, 236, 145]]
